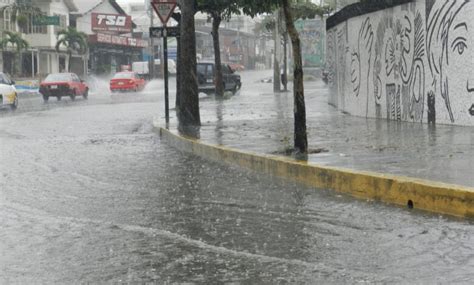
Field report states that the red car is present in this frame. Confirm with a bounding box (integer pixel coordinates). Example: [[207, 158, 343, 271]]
[[110, 72, 146, 93], [39, 73, 89, 102]]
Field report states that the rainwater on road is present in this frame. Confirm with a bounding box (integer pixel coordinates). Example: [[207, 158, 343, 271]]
[[1, 73, 473, 283]]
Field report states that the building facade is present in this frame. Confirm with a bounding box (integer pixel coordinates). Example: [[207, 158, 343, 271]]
[[0, 0, 77, 78]]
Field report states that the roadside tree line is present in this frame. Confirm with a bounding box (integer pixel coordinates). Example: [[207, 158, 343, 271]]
[[176, 0, 332, 154]]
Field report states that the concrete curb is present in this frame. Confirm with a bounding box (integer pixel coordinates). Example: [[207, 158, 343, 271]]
[[158, 126, 474, 219]]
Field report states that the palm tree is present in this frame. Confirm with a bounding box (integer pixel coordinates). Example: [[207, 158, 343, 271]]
[[55, 27, 88, 72], [0, 31, 29, 76]]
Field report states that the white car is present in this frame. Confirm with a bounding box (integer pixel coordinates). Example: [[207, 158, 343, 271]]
[[0, 72, 18, 111]]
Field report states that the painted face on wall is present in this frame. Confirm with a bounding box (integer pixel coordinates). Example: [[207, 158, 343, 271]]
[[428, 0, 474, 123], [444, 3, 474, 119]]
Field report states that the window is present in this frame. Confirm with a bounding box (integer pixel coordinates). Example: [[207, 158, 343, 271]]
[[54, 14, 67, 34], [0, 74, 9, 85], [3, 8, 12, 31], [22, 13, 47, 34], [197, 64, 206, 76], [3, 73, 12, 85], [72, 74, 81, 82], [44, 73, 72, 82]]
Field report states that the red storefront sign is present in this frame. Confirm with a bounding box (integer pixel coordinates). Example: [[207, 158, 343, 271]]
[[89, 33, 148, 48], [91, 13, 132, 33]]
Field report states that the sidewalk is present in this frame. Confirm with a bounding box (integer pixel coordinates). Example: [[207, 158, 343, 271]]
[[164, 70, 473, 188]]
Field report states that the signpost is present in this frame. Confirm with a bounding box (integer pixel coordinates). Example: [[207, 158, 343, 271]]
[[151, 0, 177, 124]]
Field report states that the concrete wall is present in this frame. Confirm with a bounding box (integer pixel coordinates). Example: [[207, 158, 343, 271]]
[[326, 0, 474, 126]]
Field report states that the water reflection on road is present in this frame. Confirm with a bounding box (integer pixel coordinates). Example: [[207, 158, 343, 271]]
[[0, 73, 473, 283]]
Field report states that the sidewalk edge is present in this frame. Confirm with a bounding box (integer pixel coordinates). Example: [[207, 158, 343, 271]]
[[157, 126, 474, 219]]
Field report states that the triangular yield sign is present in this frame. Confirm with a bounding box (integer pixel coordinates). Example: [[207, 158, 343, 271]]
[[151, 1, 177, 25]]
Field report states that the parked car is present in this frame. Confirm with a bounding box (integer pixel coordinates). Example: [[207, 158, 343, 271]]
[[110, 72, 146, 93], [0, 72, 18, 111], [39, 73, 88, 102], [197, 62, 241, 95]]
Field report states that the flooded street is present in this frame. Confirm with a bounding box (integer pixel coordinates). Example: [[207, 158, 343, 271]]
[[1, 73, 474, 283]]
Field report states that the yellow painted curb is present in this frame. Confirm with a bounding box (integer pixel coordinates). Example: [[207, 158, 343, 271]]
[[158, 127, 474, 219]]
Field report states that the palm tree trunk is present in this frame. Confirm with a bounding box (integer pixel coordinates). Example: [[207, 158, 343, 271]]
[[178, 0, 201, 127], [176, 26, 182, 114], [282, 0, 308, 153], [15, 52, 21, 77], [68, 51, 72, 72], [273, 11, 281, 92], [212, 14, 224, 97]]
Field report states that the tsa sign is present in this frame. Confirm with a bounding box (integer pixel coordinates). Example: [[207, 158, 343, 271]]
[[151, 0, 177, 25]]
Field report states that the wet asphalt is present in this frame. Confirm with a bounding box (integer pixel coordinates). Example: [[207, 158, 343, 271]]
[[0, 71, 473, 283]]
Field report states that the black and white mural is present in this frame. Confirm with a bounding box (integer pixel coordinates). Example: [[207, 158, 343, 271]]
[[327, 0, 474, 126]]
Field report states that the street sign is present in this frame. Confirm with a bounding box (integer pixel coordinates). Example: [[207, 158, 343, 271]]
[[150, 26, 180, 38], [151, 0, 177, 25], [32, 16, 60, 26]]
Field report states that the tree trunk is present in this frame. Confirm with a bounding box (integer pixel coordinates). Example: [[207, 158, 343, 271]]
[[175, 27, 182, 115], [68, 51, 72, 72], [273, 11, 281, 92], [283, 33, 288, 91], [172, 13, 182, 116], [15, 52, 21, 77], [212, 14, 224, 97], [282, 0, 308, 153], [178, 0, 201, 127]]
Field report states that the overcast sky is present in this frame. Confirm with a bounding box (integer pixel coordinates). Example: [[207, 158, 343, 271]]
[[116, 0, 144, 5]]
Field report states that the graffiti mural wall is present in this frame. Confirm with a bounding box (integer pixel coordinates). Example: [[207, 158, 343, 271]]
[[326, 0, 474, 126]]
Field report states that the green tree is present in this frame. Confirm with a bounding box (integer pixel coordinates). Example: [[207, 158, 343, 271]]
[[197, 0, 240, 97], [177, 0, 201, 128], [55, 27, 88, 72], [0, 31, 29, 76]]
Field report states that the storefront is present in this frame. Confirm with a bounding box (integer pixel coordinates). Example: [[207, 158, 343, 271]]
[[72, 0, 147, 75], [88, 33, 147, 74]]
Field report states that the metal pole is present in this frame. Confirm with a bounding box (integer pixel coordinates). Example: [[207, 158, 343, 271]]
[[148, 0, 154, 79], [163, 28, 169, 123]]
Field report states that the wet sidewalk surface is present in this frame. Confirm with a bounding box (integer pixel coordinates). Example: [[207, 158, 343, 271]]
[[165, 70, 473, 188]]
